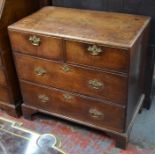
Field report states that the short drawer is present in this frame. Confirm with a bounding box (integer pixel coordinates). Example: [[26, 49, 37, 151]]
[[21, 81, 125, 132], [0, 68, 7, 86], [15, 53, 128, 105], [9, 31, 63, 60], [0, 87, 10, 103], [66, 41, 129, 73]]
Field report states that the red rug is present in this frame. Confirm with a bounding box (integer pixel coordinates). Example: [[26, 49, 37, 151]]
[[0, 110, 154, 154]]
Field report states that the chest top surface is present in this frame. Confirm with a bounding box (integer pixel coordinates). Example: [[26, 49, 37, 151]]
[[9, 6, 150, 49]]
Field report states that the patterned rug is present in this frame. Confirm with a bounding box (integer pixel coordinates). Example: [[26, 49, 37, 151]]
[[0, 109, 155, 154]]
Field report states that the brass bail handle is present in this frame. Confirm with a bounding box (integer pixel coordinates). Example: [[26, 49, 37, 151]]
[[38, 94, 49, 103], [88, 79, 104, 90], [87, 44, 103, 56], [34, 67, 47, 76], [89, 108, 104, 119], [29, 35, 41, 46]]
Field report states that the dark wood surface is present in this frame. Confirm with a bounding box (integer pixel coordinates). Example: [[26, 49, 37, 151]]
[[66, 41, 129, 73], [14, 53, 127, 105], [21, 80, 125, 133], [0, 0, 40, 117], [0, 57, 2, 66], [8, 7, 150, 49], [8, 6, 150, 149], [39, 0, 52, 7], [52, 0, 155, 44], [0, 87, 9, 103], [51, 0, 155, 109], [18, 0, 155, 108], [9, 31, 63, 61], [126, 23, 150, 127], [0, 68, 7, 86]]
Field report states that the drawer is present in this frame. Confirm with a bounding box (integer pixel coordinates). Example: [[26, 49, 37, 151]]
[[9, 31, 63, 60], [15, 53, 128, 105], [0, 87, 10, 103], [0, 68, 7, 86], [66, 41, 129, 73], [21, 80, 125, 132]]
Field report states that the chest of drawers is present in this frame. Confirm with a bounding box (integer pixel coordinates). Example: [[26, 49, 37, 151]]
[[8, 6, 150, 148]]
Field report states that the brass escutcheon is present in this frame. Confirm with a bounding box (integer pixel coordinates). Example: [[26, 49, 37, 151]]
[[62, 65, 71, 72], [29, 35, 41, 46], [87, 44, 103, 56], [34, 67, 47, 76], [88, 79, 104, 90], [89, 108, 104, 119], [38, 94, 49, 103]]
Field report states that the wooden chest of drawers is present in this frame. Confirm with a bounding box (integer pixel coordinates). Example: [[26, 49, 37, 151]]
[[0, 0, 40, 117], [8, 6, 150, 148]]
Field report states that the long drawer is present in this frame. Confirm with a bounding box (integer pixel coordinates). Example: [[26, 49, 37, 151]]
[[21, 80, 125, 132], [0, 68, 7, 87], [0, 87, 10, 103], [15, 53, 128, 105], [66, 40, 129, 73], [9, 31, 63, 61]]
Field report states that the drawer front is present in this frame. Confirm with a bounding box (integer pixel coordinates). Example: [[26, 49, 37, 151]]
[[0, 87, 10, 103], [9, 31, 63, 60], [21, 81, 125, 132], [66, 41, 129, 73], [0, 68, 7, 86], [15, 53, 128, 105]]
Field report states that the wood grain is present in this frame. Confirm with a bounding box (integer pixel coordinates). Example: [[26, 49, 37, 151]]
[[66, 40, 129, 73], [9, 31, 63, 61], [0, 87, 10, 103], [8, 6, 150, 49], [8, 6, 150, 148], [0, 0, 40, 117], [14, 53, 128, 105], [21, 80, 125, 133], [0, 68, 7, 86]]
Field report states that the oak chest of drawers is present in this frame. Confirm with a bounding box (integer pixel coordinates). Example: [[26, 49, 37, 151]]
[[8, 6, 150, 148]]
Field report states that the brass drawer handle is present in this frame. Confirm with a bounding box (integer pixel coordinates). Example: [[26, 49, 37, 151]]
[[34, 67, 47, 76], [63, 94, 74, 101], [87, 45, 103, 56], [88, 79, 104, 90], [62, 65, 71, 72], [89, 108, 104, 119], [38, 95, 49, 103], [29, 35, 41, 46]]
